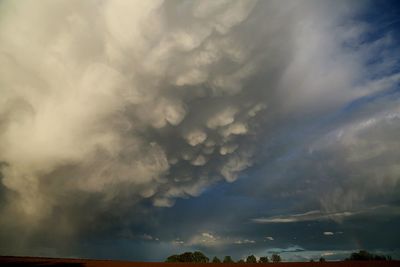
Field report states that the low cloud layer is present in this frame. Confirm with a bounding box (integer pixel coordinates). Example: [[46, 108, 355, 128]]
[[0, 0, 399, 260], [252, 210, 356, 224]]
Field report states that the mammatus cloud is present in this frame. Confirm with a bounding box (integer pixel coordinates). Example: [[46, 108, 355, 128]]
[[0, 0, 399, 258], [0, 0, 263, 235]]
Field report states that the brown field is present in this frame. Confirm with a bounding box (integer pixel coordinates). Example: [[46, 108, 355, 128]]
[[0, 257, 399, 267]]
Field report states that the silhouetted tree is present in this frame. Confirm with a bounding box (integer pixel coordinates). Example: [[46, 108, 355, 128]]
[[309, 259, 315, 262], [165, 251, 209, 263], [259, 256, 269, 263], [180, 252, 195, 262], [345, 250, 391, 261], [271, 254, 281, 263], [246, 255, 257, 263], [223, 256, 234, 263], [237, 259, 245, 263], [166, 255, 180, 262], [319, 257, 326, 262], [353, 250, 372, 261], [193, 251, 209, 263], [212, 256, 221, 263]]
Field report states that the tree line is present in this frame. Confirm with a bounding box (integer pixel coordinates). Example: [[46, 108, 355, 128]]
[[345, 250, 392, 261], [166, 250, 393, 263], [165, 251, 281, 263]]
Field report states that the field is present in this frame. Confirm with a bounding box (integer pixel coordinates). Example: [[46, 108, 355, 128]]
[[1, 257, 399, 267]]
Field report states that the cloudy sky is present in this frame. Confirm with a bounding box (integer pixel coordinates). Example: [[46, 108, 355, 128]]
[[0, 0, 400, 262]]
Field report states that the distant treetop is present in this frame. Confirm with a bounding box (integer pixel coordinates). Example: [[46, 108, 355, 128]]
[[212, 256, 221, 263], [246, 255, 257, 263], [165, 251, 209, 263], [259, 256, 269, 263], [345, 250, 392, 261], [223, 256, 234, 263], [271, 254, 281, 263]]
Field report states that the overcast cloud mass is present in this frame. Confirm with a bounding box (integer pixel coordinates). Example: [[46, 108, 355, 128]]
[[0, 0, 400, 262]]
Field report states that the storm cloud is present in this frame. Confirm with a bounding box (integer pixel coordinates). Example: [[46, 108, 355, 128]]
[[0, 0, 399, 261]]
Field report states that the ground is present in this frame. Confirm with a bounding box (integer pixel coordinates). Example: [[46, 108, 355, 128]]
[[1, 256, 399, 267]]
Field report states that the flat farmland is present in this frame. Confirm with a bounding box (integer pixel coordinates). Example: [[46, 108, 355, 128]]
[[1, 257, 399, 267]]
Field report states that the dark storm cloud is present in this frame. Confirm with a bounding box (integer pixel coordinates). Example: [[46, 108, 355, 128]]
[[0, 0, 400, 261]]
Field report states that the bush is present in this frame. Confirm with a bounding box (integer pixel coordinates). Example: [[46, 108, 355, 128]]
[[166, 255, 180, 262], [246, 255, 257, 263], [223, 256, 234, 263], [212, 256, 221, 263], [319, 257, 326, 262], [259, 256, 269, 263], [193, 251, 209, 263], [180, 252, 195, 262], [346, 250, 391, 261], [271, 254, 281, 263]]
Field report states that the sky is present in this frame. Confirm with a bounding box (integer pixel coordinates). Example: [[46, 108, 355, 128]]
[[0, 0, 400, 262]]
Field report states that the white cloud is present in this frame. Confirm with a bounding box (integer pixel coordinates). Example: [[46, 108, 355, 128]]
[[323, 232, 334, 236], [220, 144, 239, 155], [0, 0, 264, 228], [234, 239, 255, 244], [191, 155, 207, 166], [221, 122, 248, 138], [201, 232, 215, 239], [172, 239, 185, 245], [187, 232, 228, 247], [267, 245, 305, 253], [310, 104, 400, 212], [153, 198, 175, 208], [207, 107, 238, 129], [141, 234, 157, 241], [252, 210, 356, 223], [0, 0, 398, 253], [184, 129, 207, 146], [322, 252, 334, 256]]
